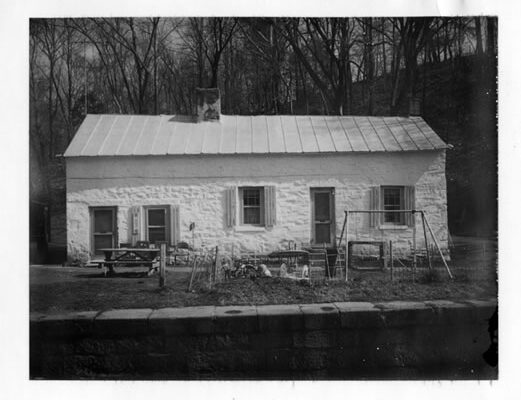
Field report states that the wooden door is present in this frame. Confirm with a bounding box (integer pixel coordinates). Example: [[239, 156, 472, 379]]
[[311, 188, 335, 246]]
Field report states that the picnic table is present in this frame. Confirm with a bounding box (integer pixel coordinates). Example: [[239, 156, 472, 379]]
[[98, 248, 161, 276]]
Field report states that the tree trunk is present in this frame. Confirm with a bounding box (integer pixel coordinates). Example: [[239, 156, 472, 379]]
[[486, 17, 496, 56], [48, 56, 55, 160], [475, 17, 483, 56], [381, 18, 387, 91], [364, 18, 375, 115]]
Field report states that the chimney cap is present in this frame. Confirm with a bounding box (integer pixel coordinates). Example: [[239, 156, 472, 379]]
[[409, 96, 421, 116], [196, 87, 221, 122]]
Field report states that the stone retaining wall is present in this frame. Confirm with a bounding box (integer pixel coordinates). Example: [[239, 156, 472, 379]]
[[30, 299, 497, 379]]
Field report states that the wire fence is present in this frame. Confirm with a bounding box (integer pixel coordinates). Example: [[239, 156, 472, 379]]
[[342, 238, 497, 284], [182, 207, 496, 292], [182, 236, 497, 295], [186, 247, 220, 292]]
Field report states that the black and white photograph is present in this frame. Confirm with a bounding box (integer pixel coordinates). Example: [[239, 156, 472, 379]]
[[3, 0, 521, 397]]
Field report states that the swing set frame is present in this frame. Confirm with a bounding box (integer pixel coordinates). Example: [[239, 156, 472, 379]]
[[341, 209, 453, 282]]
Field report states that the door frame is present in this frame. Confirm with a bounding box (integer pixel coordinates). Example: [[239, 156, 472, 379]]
[[310, 187, 336, 246]]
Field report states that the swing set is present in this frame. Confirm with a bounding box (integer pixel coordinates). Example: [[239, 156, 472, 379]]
[[337, 209, 453, 282]]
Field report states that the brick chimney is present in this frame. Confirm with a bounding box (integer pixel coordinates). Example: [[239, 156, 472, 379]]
[[408, 96, 421, 116], [196, 88, 221, 122]]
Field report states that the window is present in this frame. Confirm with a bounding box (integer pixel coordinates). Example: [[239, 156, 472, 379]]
[[381, 186, 405, 225], [239, 187, 265, 226], [225, 186, 276, 229], [145, 206, 169, 243], [370, 186, 414, 228], [90, 207, 117, 256]]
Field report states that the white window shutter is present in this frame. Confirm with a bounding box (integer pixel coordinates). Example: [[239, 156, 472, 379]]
[[404, 186, 416, 227], [225, 187, 236, 228], [369, 186, 381, 228], [170, 205, 180, 246], [264, 186, 276, 227], [130, 206, 141, 245]]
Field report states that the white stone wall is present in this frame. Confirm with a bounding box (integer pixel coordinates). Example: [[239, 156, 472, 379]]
[[66, 151, 448, 262]]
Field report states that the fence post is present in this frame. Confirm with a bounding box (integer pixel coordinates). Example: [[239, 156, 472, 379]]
[[423, 214, 454, 279], [412, 210, 417, 282], [159, 242, 166, 288], [345, 211, 349, 283], [187, 257, 198, 292], [421, 211, 432, 270], [390, 240, 394, 282], [212, 246, 219, 287]]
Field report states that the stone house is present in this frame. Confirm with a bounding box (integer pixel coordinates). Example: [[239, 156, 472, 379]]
[[64, 89, 449, 262]]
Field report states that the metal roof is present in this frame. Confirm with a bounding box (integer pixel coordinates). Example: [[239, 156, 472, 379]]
[[64, 114, 448, 157]]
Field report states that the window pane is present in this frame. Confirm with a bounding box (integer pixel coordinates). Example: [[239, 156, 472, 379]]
[[243, 189, 260, 206], [384, 211, 401, 223], [94, 235, 113, 252], [94, 210, 113, 233], [244, 207, 261, 224], [315, 224, 330, 244], [315, 192, 330, 221], [148, 209, 166, 226], [383, 187, 403, 224], [148, 227, 166, 243], [384, 188, 401, 207]]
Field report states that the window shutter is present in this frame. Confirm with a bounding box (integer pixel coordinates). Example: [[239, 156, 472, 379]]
[[264, 186, 276, 227], [170, 205, 180, 246], [369, 186, 381, 228], [404, 186, 416, 227], [224, 187, 236, 228], [130, 206, 141, 245]]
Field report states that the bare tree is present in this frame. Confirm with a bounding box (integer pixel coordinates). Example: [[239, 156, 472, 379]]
[[71, 18, 161, 114], [280, 17, 357, 115], [238, 18, 294, 114], [388, 17, 434, 113], [486, 17, 497, 56], [183, 17, 238, 88]]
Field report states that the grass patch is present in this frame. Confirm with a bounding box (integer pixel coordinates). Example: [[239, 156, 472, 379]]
[[30, 236, 497, 315], [30, 264, 496, 315]]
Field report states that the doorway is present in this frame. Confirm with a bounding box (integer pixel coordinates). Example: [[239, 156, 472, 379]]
[[310, 188, 335, 246]]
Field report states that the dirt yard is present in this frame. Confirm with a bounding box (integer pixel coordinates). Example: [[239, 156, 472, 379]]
[[31, 255, 496, 316]]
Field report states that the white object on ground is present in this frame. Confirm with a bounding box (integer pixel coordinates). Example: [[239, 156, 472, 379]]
[[259, 264, 272, 277], [279, 263, 288, 278]]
